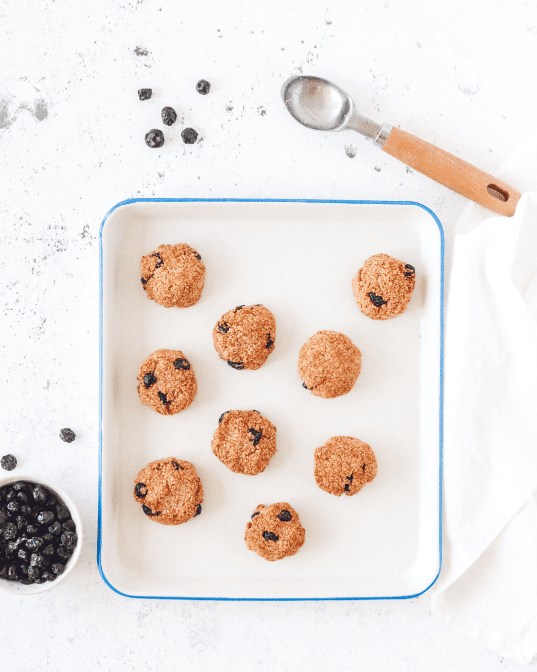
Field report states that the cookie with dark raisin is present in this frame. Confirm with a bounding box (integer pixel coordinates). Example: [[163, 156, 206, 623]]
[[212, 410, 276, 475], [352, 253, 416, 320], [133, 458, 203, 525], [137, 349, 197, 416], [314, 436, 377, 496], [212, 304, 276, 371], [245, 503, 305, 561], [141, 243, 205, 308]]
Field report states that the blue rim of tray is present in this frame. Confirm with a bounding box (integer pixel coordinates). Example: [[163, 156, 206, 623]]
[[98, 198, 445, 601]]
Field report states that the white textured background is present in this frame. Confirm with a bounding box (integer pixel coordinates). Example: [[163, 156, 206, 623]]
[[1, 0, 537, 669]]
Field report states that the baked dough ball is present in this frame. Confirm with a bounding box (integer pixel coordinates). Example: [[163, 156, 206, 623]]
[[133, 457, 203, 525], [352, 253, 416, 320], [298, 331, 361, 399], [314, 436, 377, 496], [212, 410, 276, 475], [213, 304, 276, 370], [137, 349, 197, 416], [245, 502, 305, 561], [141, 243, 205, 308]]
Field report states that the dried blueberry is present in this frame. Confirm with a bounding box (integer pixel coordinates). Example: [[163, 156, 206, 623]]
[[346, 474, 354, 483], [171, 461, 184, 471], [262, 531, 279, 542], [41, 572, 56, 582], [16, 491, 29, 503], [30, 553, 45, 567], [276, 510, 292, 522], [0, 510, 7, 525], [56, 505, 70, 521], [7, 501, 19, 513], [158, 391, 172, 405], [181, 127, 198, 144], [362, 463, 366, 471], [62, 520, 75, 532], [194, 253, 202, 260], [141, 277, 148, 285], [193, 504, 202, 517], [138, 88, 152, 101], [227, 361, 244, 370], [42, 532, 54, 542], [3, 523, 17, 540], [143, 372, 157, 388], [20, 505, 31, 516], [27, 565, 40, 580], [43, 544, 54, 556], [151, 252, 163, 269], [145, 128, 165, 148], [12, 482, 26, 491], [5, 489, 16, 502], [302, 382, 310, 389], [0, 566, 7, 580], [344, 483, 350, 492], [161, 106, 177, 126], [32, 486, 47, 503], [48, 522, 62, 535], [251, 512, 260, 519], [134, 483, 148, 498], [25, 537, 43, 551], [368, 292, 387, 307], [51, 563, 64, 575], [248, 428, 262, 447], [26, 524, 39, 535], [17, 549, 29, 562], [404, 263, 415, 278], [218, 322, 230, 333], [61, 532, 78, 550], [7, 565, 18, 581], [266, 333, 274, 349], [218, 411, 229, 424], [196, 79, 211, 95], [174, 358, 190, 370], [15, 516, 28, 530], [59, 428, 76, 443], [37, 511, 55, 525], [234, 305, 244, 311], [142, 505, 160, 517], [1, 454, 17, 471], [57, 546, 72, 560]]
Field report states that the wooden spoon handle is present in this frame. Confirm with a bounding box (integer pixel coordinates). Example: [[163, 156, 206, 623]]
[[381, 126, 521, 217]]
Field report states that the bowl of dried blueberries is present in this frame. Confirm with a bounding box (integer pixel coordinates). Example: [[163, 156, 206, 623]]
[[0, 474, 82, 594]]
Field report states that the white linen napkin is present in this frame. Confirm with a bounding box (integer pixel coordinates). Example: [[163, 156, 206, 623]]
[[430, 133, 537, 665]]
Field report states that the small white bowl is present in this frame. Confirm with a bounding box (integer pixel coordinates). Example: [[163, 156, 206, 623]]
[[0, 474, 83, 595]]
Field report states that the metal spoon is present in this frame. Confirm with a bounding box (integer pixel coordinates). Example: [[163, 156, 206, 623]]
[[281, 75, 520, 217]]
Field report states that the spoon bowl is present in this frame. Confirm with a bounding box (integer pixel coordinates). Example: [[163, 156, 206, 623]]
[[281, 76, 353, 132]]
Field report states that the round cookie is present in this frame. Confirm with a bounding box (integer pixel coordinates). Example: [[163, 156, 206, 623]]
[[212, 304, 275, 370], [314, 436, 377, 496], [244, 502, 305, 561], [137, 349, 197, 416], [298, 330, 361, 399], [352, 253, 416, 320], [212, 410, 276, 475], [141, 243, 205, 308], [133, 457, 203, 525]]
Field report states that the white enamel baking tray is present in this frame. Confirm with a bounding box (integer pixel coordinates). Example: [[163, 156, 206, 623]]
[[99, 199, 443, 600]]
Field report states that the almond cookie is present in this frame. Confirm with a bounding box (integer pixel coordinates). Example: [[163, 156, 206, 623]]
[[133, 457, 203, 525], [352, 253, 416, 320], [314, 436, 377, 496], [212, 304, 276, 371], [212, 410, 276, 475], [298, 330, 361, 399], [245, 502, 305, 561], [141, 243, 205, 308], [137, 349, 197, 416]]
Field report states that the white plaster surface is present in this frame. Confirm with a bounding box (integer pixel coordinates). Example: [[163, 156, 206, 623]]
[[1, 0, 537, 669]]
